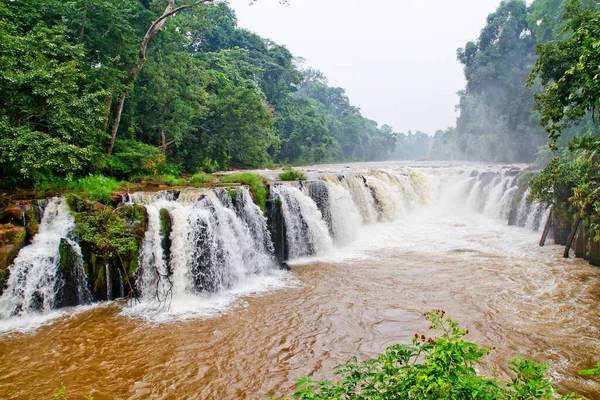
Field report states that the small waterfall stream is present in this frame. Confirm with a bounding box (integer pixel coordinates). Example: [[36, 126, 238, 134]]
[[0, 198, 75, 317]]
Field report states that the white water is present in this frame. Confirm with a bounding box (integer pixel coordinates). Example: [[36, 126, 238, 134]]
[[130, 187, 280, 320], [0, 198, 74, 318], [271, 184, 333, 258], [0, 164, 553, 328]]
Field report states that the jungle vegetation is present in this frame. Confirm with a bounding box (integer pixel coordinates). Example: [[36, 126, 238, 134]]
[[0, 0, 398, 191]]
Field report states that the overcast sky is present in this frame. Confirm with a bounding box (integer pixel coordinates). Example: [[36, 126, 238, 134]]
[[227, 0, 502, 134]]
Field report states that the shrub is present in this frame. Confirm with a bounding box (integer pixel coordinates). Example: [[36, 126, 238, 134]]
[[219, 173, 267, 211], [106, 139, 164, 179], [190, 173, 214, 186], [279, 168, 307, 181], [289, 310, 581, 399]]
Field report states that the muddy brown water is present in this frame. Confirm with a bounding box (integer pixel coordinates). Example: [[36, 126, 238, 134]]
[[1, 209, 599, 399]]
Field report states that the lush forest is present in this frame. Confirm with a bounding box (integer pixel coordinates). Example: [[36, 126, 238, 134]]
[[0, 0, 397, 190], [431, 0, 600, 163]]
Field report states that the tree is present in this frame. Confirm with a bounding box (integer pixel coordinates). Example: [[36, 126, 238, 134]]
[[528, 0, 600, 147], [107, 0, 220, 156]]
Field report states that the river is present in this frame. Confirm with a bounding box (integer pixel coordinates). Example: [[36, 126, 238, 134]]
[[0, 162, 599, 399]]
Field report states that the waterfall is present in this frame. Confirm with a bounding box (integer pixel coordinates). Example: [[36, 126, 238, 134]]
[[234, 188, 274, 255], [270, 184, 333, 258], [138, 198, 175, 301], [483, 176, 512, 218], [135, 187, 277, 302], [323, 179, 362, 245], [64, 238, 93, 305], [0, 164, 551, 324], [364, 174, 402, 221], [0, 198, 74, 317], [106, 261, 112, 301], [342, 175, 378, 224]]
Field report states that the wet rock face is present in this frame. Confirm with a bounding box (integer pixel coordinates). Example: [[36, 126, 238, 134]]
[[266, 196, 287, 263], [0, 224, 26, 271], [3, 206, 23, 224]]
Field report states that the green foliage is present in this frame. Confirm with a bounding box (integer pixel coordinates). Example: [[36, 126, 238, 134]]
[[106, 140, 165, 179], [159, 208, 171, 237], [288, 311, 579, 400], [53, 382, 94, 400], [38, 175, 123, 204], [579, 363, 600, 375], [279, 168, 307, 181], [219, 173, 267, 211], [190, 173, 214, 186], [0, 0, 397, 191], [155, 175, 186, 187], [529, 138, 600, 239], [528, 0, 600, 147], [446, 0, 546, 163], [54, 383, 66, 400], [67, 195, 147, 283]]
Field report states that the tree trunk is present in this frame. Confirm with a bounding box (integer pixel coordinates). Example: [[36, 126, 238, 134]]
[[539, 207, 553, 247], [564, 214, 582, 258], [79, 1, 88, 44], [107, 93, 126, 156], [107, 0, 214, 155], [161, 125, 166, 156], [103, 90, 114, 132]]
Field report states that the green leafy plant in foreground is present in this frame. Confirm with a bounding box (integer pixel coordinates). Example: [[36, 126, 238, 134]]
[[290, 310, 581, 399], [279, 168, 307, 181]]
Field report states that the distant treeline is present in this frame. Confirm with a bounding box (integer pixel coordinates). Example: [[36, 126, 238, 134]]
[[0, 0, 397, 190]]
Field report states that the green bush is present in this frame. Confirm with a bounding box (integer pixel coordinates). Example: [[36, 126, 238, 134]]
[[190, 173, 214, 186], [106, 139, 164, 179], [289, 310, 582, 399], [279, 168, 307, 181], [219, 172, 267, 211]]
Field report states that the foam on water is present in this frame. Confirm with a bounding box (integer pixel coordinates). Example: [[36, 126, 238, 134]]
[[122, 269, 297, 322]]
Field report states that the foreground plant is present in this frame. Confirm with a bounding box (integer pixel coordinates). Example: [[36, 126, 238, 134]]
[[290, 310, 580, 399]]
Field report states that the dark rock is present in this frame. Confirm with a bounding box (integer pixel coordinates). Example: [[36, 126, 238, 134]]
[[470, 170, 479, 177], [589, 239, 600, 266], [266, 196, 287, 263], [279, 262, 291, 271]]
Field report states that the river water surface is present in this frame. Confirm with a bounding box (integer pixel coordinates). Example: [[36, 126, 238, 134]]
[[0, 162, 599, 399]]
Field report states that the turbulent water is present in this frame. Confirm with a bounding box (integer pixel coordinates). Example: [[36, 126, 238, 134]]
[[0, 162, 599, 399]]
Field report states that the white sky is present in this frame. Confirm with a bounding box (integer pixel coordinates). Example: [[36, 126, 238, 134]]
[[227, 0, 502, 134]]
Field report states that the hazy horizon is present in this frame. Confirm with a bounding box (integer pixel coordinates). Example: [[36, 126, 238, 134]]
[[228, 0, 503, 134]]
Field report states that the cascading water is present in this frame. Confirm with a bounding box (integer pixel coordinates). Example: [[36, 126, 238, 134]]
[[63, 238, 93, 306], [322, 178, 362, 245], [0, 198, 77, 317], [134, 187, 278, 308], [270, 184, 333, 258], [137, 192, 176, 302], [0, 164, 551, 325], [342, 175, 378, 224]]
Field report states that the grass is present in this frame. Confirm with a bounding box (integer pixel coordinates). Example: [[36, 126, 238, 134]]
[[37, 175, 124, 204], [189, 173, 214, 186], [219, 172, 267, 211], [150, 174, 186, 186], [279, 168, 306, 181]]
